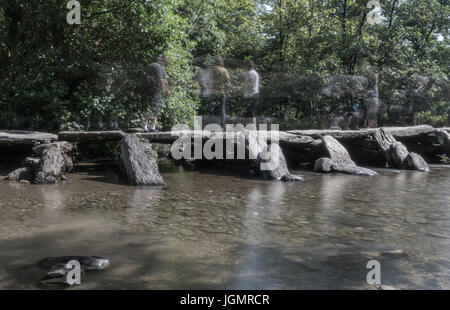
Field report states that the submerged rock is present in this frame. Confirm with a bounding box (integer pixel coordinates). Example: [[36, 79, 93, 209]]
[[41, 263, 85, 285], [4, 167, 30, 182], [120, 134, 165, 186], [39, 256, 111, 270], [331, 163, 378, 176], [39, 256, 110, 286]]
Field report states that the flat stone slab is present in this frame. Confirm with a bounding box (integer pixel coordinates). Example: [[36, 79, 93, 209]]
[[56, 126, 437, 145], [287, 125, 435, 140], [0, 130, 57, 146], [58, 131, 124, 143]]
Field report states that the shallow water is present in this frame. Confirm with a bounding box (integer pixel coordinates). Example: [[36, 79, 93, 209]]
[[0, 162, 449, 289]]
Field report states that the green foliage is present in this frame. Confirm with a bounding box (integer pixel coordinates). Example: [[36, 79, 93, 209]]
[[0, 0, 197, 130], [0, 0, 448, 130]]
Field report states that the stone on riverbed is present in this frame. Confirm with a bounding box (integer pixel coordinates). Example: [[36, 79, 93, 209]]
[[120, 134, 165, 186], [314, 157, 333, 172], [34, 144, 67, 184], [314, 135, 377, 176], [25, 157, 40, 170], [260, 143, 303, 181], [436, 129, 450, 156], [405, 152, 429, 172], [30, 141, 74, 182], [322, 135, 355, 165], [32, 141, 72, 156], [390, 141, 409, 168], [331, 163, 378, 176], [372, 128, 429, 171], [62, 153, 74, 172], [239, 131, 302, 182], [4, 167, 30, 182]]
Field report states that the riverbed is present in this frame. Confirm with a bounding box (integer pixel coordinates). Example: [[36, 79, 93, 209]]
[[0, 162, 449, 289]]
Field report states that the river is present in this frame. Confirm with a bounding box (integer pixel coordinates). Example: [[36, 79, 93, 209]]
[[0, 162, 449, 289]]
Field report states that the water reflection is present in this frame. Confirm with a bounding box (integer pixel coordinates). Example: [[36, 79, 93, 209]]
[[0, 163, 449, 289], [40, 185, 65, 210]]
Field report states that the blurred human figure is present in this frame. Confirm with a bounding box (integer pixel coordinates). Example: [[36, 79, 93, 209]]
[[242, 59, 260, 127], [194, 61, 213, 115], [407, 75, 435, 125], [363, 68, 379, 128], [142, 54, 170, 132], [210, 56, 230, 129]]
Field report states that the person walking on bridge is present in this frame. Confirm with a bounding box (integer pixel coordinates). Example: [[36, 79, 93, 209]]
[[210, 56, 230, 129], [242, 59, 260, 128], [141, 54, 170, 132]]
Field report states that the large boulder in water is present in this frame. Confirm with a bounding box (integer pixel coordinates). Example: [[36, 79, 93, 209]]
[[120, 134, 165, 186], [314, 135, 377, 176], [236, 130, 302, 181], [372, 128, 429, 171], [389, 142, 409, 169], [260, 143, 303, 181], [322, 135, 355, 165], [34, 144, 66, 184], [405, 152, 429, 172], [32, 141, 73, 180]]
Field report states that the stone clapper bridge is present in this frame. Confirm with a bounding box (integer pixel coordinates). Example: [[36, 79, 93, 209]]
[[1, 125, 450, 185]]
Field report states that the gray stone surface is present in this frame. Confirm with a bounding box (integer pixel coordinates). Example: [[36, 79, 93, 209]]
[[287, 125, 435, 141], [372, 128, 396, 152], [322, 135, 355, 165], [390, 141, 410, 168], [314, 157, 333, 172], [372, 128, 429, 171], [240, 130, 268, 161], [314, 136, 377, 176], [260, 143, 303, 181], [282, 173, 304, 182], [4, 167, 30, 182], [120, 134, 165, 186], [25, 157, 40, 170], [0, 130, 57, 146], [63, 154, 74, 173], [331, 163, 378, 176], [34, 144, 66, 184], [33, 141, 72, 156], [436, 129, 450, 156], [405, 152, 429, 172], [232, 131, 303, 182]]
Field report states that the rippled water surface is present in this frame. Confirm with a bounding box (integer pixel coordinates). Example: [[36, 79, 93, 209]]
[[0, 162, 449, 289]]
